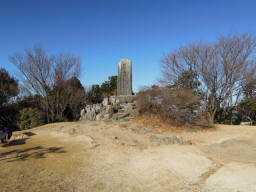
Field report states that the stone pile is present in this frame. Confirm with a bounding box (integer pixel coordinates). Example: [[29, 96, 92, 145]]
[[80, 95, 137, 121]]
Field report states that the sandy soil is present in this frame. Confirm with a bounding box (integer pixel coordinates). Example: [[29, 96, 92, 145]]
[[0, 121, 256, 192]]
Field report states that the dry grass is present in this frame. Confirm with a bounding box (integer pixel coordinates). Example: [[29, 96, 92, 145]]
[[132, 113, 215, 134]]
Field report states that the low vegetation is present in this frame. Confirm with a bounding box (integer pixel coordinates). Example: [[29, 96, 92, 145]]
[[136, 86, 207, 126], [18, 108, 43, 130]]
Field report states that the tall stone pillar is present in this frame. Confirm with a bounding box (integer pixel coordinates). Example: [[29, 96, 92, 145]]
[[117, 58, 132, 95]]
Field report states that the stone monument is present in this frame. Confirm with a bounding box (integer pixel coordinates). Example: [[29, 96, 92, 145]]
[[117, 58, 132, 95], [80, 58, 136, 121]]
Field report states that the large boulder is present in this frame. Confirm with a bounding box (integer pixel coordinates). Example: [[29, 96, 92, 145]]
[[86, 111, 96, 120], [106, 105, 114, 114], [121, 103, 134, 112], [96, 113, 104, 121], [94, 104, 102, 113], [80, 109, 85, 118], [81, 105, 97, 120]]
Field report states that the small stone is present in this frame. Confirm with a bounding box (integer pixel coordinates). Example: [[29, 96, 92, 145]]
[[112, 136, 118, 140]]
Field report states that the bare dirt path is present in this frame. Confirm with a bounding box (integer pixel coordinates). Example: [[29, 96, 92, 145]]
[[0, 121, 256, 192]]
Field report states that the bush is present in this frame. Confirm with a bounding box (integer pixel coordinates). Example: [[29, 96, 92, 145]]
[[238, 99, 256, 125], [0, 104, 19, 130], [136, 86, 206, 126], [0, 68, 19, 105], [18, 108, 43, 130], [214, 106, 241, 125]]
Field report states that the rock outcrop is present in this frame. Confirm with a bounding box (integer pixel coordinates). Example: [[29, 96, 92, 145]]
[[80, 95, 137, 121]]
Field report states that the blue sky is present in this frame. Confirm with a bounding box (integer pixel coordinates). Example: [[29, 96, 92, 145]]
[[1, 0, 256, 92]]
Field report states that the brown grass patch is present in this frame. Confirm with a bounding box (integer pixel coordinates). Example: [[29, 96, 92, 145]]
[[132, 113, 215, 134]]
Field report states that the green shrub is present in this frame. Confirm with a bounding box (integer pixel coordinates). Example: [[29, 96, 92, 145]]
[[214, 106, 241, 125], [223, 119, 231, 125], [0, 104, 19, 130], [18, 108, 43, 130], [238, 99, 256, 125]]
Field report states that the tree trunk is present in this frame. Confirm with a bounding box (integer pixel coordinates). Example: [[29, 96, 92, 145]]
[[208, 109, 217, 124]]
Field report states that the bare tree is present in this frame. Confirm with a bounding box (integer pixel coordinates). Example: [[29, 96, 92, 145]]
[[242, 67, 256, 99], [54, 53, 81, 84], [160, 33, 256, 122], [9, 45, 81, 123]]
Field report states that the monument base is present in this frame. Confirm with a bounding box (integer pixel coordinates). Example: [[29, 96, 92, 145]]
[[110, 95, 135, 104]]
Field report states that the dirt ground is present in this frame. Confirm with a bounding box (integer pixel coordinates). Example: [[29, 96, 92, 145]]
[[0, 121, 256, 192]]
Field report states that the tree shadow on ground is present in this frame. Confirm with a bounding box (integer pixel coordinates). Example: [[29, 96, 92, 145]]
[[0, 146, 66, 162], [3, 138, 28, 146], [1, 131, 37, 147], [23, 132, 36, 136]]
